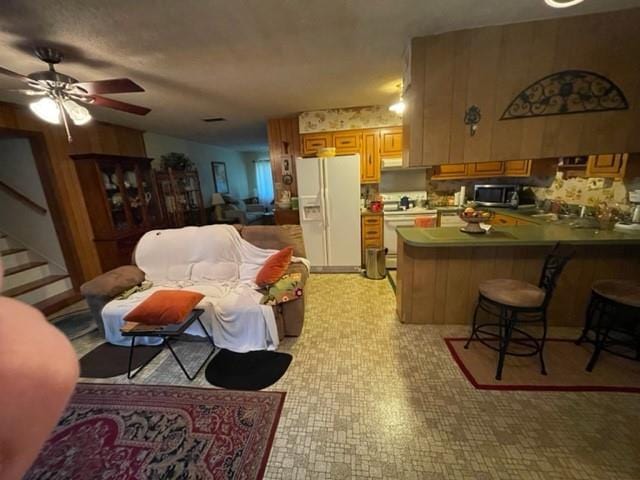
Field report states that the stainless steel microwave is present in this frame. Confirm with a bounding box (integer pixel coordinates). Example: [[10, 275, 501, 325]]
[[473, 184, 519, 207]]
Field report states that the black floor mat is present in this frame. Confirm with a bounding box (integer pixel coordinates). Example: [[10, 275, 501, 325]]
[[205, 349, 292, 390], [80, 343, 163, 378]]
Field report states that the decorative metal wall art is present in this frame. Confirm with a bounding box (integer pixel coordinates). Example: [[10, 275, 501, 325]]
[[501, 70, 628, 120], [464, 105, 481, 136]]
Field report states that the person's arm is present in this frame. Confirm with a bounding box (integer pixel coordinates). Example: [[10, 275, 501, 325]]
[[0, 273, 79, 479]]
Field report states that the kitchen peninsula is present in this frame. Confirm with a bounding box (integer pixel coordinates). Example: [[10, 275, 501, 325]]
[[396, 219, 640, 327]]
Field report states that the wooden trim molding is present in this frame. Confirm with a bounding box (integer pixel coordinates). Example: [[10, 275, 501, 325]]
[[0, 180, 48, 214]]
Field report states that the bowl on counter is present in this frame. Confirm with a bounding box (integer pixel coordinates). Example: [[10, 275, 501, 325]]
[[459, 209, 493, 234]]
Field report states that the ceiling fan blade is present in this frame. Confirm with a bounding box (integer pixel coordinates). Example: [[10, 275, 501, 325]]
[[73, 78, 144, 95], [8, 88, 47, 96], [88, 95, 151, 115], [0, 66, 31, 82]]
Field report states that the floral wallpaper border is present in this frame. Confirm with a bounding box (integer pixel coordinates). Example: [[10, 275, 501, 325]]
[[299, 105, 402, 133]]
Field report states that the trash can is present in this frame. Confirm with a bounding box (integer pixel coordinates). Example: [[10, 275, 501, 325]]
[[365, 247, 387, 280]]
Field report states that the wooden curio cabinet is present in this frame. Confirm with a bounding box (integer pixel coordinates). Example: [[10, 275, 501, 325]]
[[154, 169, 206, 228], [71, 153, 164, 271]]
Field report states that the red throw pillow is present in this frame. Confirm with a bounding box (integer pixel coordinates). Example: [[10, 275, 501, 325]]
[[124, 290, 204, 325], [256, 247, 293, 287]]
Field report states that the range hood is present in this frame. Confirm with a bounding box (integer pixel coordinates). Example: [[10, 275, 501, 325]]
[[381, 157, 427, 171]]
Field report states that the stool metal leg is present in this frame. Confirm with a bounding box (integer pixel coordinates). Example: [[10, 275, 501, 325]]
[[539, 313, 548, 376], [464, 300, 481, 350], [495, 307, 514, 381], [576, 294, 596, 345]]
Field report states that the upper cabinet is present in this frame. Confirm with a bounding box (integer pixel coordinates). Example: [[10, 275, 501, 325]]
[[404, 9, 640, 166], [379, 127, 402, 158], [431, 158, 557, 180], [361, 130, 380, 184], [301, 132, 332, 156], [333, 130, 362, 155], [300, 127, 402, 184], [586, 154, 627, 178]]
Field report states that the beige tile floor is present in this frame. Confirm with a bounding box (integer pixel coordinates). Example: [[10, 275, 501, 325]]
[[72, 274, 640, 480]]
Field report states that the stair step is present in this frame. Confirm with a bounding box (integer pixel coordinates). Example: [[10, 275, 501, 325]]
[[34, 289, 83, 317], [3, 261, 48, 276], [3, 262, 52, 290], [0, 237, 11, 250], [3, 274, 69, 298], [1, 247, 26, 256]]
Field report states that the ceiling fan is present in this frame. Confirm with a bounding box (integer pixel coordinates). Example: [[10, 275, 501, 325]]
[[0, 46, 151, 142]]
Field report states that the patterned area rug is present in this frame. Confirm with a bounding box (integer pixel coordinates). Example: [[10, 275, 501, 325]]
[[26, 383, 286, 480]]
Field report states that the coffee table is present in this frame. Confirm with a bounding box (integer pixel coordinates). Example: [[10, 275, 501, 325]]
[[121, 308, 216, 380]]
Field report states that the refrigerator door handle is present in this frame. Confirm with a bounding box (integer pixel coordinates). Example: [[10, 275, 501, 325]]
[[321, 158, 331, 265]]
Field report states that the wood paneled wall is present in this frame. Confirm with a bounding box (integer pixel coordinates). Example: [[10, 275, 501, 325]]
[[405, 8, 640, 166], [0, 101, 146, 288], [267, 117, 301, 197]]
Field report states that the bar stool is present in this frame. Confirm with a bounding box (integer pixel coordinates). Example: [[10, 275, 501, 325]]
[[576, 280, 640, 372], [464, 244, 573, 380]]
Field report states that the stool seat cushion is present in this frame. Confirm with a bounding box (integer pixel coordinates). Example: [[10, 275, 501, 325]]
[[593, 280, 640, 308], [479, 279, 545, 308]]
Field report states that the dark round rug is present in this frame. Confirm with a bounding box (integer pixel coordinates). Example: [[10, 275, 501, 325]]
[[51, 310, 97, 340], [80, 343, 163, 378], [205, 349, 292, 390]]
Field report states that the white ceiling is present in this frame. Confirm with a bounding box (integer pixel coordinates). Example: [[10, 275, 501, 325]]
[[1, 0, 639, 152]]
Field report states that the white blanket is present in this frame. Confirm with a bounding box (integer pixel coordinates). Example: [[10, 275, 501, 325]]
[[101, 225, 309, 352]]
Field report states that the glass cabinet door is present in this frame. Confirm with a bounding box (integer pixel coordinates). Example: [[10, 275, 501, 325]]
[[121, 164, 144, 227], [139, 167, 162, 226], [99, 163, 130, 232]]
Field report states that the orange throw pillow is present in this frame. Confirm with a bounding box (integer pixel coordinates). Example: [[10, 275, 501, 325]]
[[124, 290, 204, 326], [256, 247, 293, 287]]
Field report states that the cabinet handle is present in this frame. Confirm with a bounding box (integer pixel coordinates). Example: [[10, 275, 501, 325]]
[[339, 140, 350, 145], [368, 154, 372, 164]]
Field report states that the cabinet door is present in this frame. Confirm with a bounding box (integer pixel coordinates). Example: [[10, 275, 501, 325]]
[[333, 130, 362, 154], [586, 154, 627, 177], [361, 131, 380, 183], [489, 213, 518, 226], [380, 127, 402, 157], [504, 159, 531, 177], [431, 163, 468, 180], [302, 133, 332, 155], [467, 161, 504, 177]]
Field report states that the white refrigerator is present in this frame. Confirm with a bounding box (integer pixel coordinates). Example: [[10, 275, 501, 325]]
[[296, 154, 361, 272]]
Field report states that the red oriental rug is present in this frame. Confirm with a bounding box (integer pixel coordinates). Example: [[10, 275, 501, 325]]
[[445, 337, 640, 393], [26, 383, 285, 479]]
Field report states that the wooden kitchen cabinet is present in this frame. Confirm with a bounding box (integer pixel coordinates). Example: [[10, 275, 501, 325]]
[[361, 130, 380, 184], [431, 163, 468, 179], [586, 154, 627, 178], [301, 133, 332, 156], [467, 161, 504, 177], [380, 127, 403, 157], [301, 127, 403, 183], [504, 160, 531, 176], [361, 215, 383, 265], [333, 130, 361, 155], [488, 213, 536, 226]]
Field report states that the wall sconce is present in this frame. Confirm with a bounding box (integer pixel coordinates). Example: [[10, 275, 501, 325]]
[[464, 105, 481, 136]]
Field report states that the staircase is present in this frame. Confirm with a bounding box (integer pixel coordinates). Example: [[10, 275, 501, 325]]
[[1, 232, 78, 314]]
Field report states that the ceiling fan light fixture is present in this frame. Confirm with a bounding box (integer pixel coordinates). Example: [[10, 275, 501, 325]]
[[63, 99, 92, 125], [29, 97, 61, 124], [389, 99, 405, 115], [544, 0, 584, 8]]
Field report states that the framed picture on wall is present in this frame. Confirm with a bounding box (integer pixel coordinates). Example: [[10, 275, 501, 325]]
[[211, 162, 229, 194]]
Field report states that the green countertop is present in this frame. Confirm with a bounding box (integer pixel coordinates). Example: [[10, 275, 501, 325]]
[[398, 223, 640, 248]]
